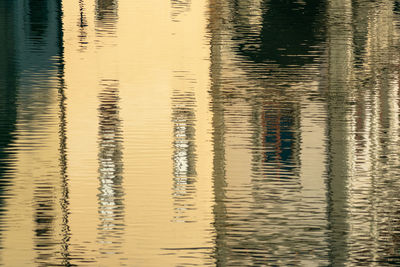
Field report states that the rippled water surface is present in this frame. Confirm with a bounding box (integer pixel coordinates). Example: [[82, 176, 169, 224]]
[[1, 0, 400, 266]]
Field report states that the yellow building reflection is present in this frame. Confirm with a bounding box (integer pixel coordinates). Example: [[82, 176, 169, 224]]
[[63, 0, 214, 265]]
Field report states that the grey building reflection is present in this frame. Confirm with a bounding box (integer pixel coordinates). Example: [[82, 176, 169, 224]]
[[210, 0, 400, 265], [208, 5, 227, 262], [325, 0, 353, 264], [209, 0, 328, 265], [326, 0, 400, 265], [261, 101, 300, 175], [171, 72, 197, 223], [208, 3, 229, 263]]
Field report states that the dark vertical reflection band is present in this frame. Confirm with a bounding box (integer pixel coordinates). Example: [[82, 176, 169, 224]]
[[97, 79, 124, 255], [0, 0, 18, 251]]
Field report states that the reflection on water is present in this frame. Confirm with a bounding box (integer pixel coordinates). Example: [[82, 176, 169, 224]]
[[209, 0, 329, 261], [97, 79, 124, 255], [0, 0, 66, 266], [95, 0, 125, 258], [59, 71, 70, 266], [171, 71, 197, 223], [232, 0, 325, 67], [0, 2, 17, 249], [171, 0, 191, 22], [96, 0, 118, 32], [78, 0, 88, 51], [262, 101, 299, 175], [1, 0, 400, 265]]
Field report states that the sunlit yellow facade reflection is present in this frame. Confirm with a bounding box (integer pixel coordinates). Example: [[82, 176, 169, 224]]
[[63, 0, 214, 265]]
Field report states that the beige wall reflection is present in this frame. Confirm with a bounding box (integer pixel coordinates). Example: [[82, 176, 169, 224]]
[[64, 0, 214, 265]]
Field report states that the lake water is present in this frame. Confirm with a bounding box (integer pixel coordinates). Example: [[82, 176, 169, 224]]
[[1, 0, 400, 266]]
